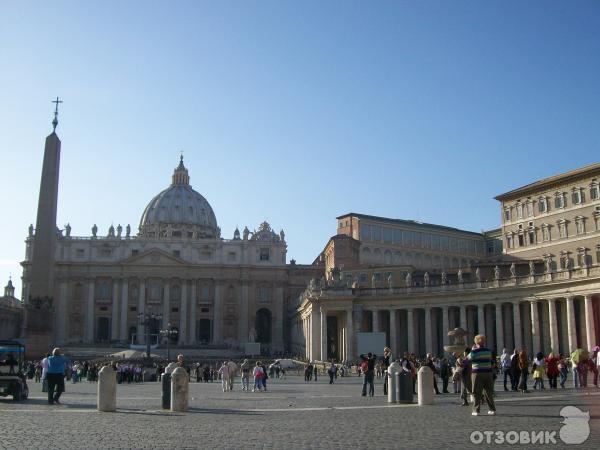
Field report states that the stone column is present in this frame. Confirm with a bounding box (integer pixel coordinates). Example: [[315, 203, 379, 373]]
[[138, 279, 146, 344], [178, 281, 187, 344], [110, 279, 119, 341], [530, 300, 541, 354], [548, 299, 559, 353], [477, 304, 485, 336], [406, 308, 414, 354], [119, 279, 128, 342], [162, 281, 170, 338], [188, 281, 196, 345], [345, 308, 353, 361], [56, 280, 68, 344], [239, 281, 249, 344], [320, 306, 327, 361], [584, 295, 596, 350], [442, 306, 449, 347], [459, 305, 467, 330], [424, 307, 432, 354], [213, 282, 222, 343], [513, 301, 522, 350], [311, 307, 320, 362], [565, 296, 577, 353], [495, 303, 504, 351], [85, 279, 95, 344], [372, 309, 379, 333], [389, 309, 397, 352]]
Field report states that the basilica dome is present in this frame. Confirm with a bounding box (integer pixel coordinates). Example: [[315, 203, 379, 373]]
[[138, 157, 219, 239]]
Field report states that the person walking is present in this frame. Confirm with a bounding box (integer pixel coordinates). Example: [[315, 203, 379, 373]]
[[517, 350, 529, 393], [400, 352, 416, 395], [532, 352, 546, 390], [46, 348, 68, 405], [500, 348, 512, 391], [425, 353, 441, 395], [458, 349, 472, 406], [558, 354, 568, 388], [360, 352, 376, 397], [252, 361, 264, 392], [440, 358, 451, 394], [240, 359, 250, 391], [546, 352, 559, 389], [510, 349, 520, 391], [467, 335, 496, 416], [382, 347, 391, 395], [218, 362, 230, 392], [328, 362, 337, 384]]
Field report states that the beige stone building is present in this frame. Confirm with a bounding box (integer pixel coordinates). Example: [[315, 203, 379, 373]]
[[291, 164, 600, 362]]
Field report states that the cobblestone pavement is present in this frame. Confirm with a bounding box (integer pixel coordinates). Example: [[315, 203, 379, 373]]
[[1, 374, 599, 449]]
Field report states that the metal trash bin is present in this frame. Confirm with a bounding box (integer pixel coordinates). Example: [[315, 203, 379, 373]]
[[161, 373, 171, 409], [397, 371, 414, 404]]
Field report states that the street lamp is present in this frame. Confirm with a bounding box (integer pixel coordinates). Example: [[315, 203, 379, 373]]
[[159, 323, 178, 362], [138, 312, 162, 359]]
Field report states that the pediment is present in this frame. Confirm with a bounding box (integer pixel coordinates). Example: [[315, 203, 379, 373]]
[[121, 248, 187, 266]]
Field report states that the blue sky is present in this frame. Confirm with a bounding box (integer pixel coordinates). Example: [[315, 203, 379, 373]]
[[1, 1, 599, 297]]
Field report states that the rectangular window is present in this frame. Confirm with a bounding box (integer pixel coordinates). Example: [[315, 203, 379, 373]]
[[558, 221, 567, 239], [383, 227, 393, 243], [572, 189, 582, 205], [200, 307, 209, 313], [516, 203, 523, 219], [555, 193, 565, 209], [172, 250, 181, 258], [528, 230, 535, 245], [227, 252, 236, 262], [259, 248, 270, 261], [76, 249, 85, 258], [130, 306, 137, 312], [131, 249, 139, 256], [374, 272, 382, 281], [526, 202, 534, 217], [538, 198, 547, 213], [518, 234, 525, 247], [575, 218, 585, 235], [504, 208, 511, 222], [100, 249, 112, 257], [171, 307, 179, 313], [506, 235, 513, 249], [542, 226, 550, 242], [360, 224, 371, 241], [359, 273, 367, 283], [591, 183, 599, 200]]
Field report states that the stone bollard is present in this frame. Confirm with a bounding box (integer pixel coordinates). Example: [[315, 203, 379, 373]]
[[387, 361, 400, 403], [171, 367, 189, 412], [97, 365, 117, 412], [417, 366, 434, 406]]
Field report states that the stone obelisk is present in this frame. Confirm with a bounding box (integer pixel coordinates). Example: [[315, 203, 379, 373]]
[[25, 98, 62, 356]]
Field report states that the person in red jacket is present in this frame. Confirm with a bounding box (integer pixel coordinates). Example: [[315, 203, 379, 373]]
[[545, 352, 560, 389]]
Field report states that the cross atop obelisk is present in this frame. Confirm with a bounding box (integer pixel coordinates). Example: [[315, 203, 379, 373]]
[[51, 96, 63, 131]]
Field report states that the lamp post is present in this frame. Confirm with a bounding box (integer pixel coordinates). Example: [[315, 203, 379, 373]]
[[159, 323, 178, 362], [138, 312, 162, 360]]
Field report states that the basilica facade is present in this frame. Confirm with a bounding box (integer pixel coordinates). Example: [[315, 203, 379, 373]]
[[21, 136, 316, 353]]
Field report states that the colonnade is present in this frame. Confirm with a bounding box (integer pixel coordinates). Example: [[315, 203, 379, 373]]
[[296, 293, 600, 362]]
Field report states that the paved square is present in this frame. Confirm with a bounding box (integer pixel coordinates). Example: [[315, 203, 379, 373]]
[[1, 374, 599, 449]]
